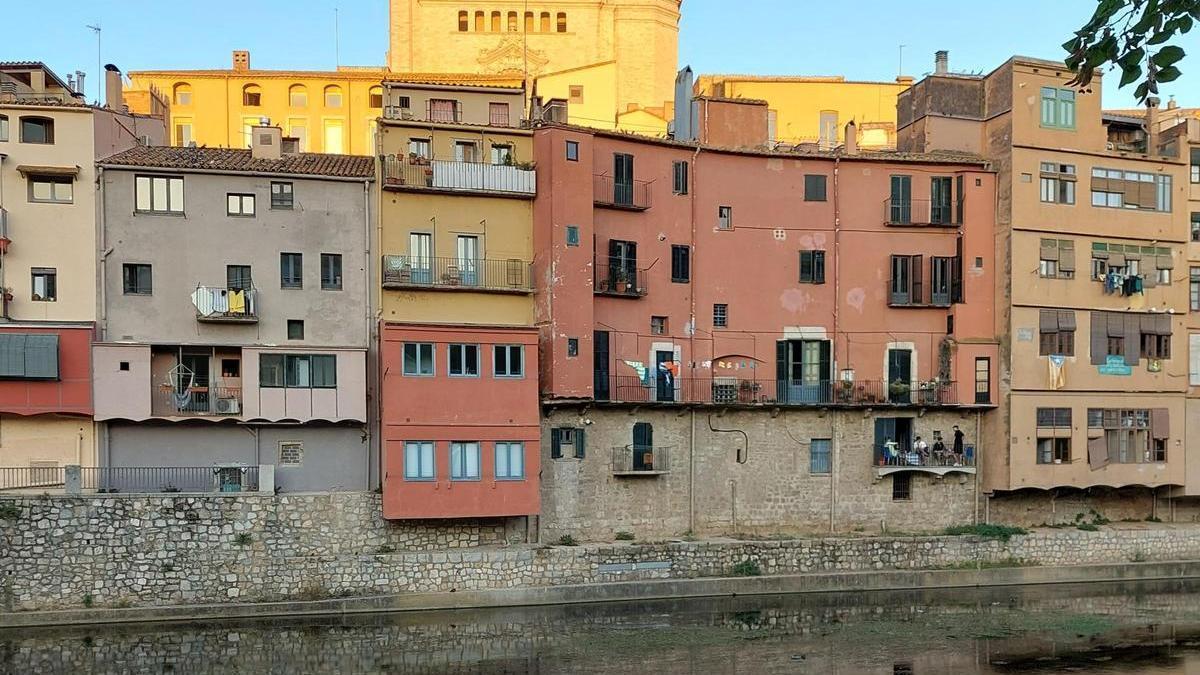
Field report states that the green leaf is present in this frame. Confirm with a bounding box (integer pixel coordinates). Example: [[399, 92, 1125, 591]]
[[1152, 45, 1186, 65], [1119, 63, 1144, 86], [1157, 64, 1183, 81]]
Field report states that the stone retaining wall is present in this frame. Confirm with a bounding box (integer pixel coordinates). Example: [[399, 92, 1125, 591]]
[[4, 494, 1200, 612]]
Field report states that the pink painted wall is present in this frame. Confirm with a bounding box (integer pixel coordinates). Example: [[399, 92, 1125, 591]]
[[381, 323, 540, 519], [241, 348, 367, 423], [0, 325, 93, 415]]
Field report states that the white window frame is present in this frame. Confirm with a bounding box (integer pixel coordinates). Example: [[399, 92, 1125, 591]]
[[404, 441, 435, 480], [493, 344, 524, 378], [495, 441, 525, 479], [135, 175, 184, 214], [448, 343, 480, 377], [226, 193, 256, 217], [28, 175, 73, 204], [402, 342, 435, 376]]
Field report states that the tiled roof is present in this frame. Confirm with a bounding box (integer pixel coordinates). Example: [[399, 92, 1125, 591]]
[[100, 146, 375, 179], [0, 97, 92, 109]]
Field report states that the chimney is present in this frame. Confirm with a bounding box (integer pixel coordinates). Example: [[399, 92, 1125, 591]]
[[843, 120, 858, 155], [104, 64, 123, 110], [232, 50, 250, 72], [74, 71, 86, 98], [30, 68, 46, 93], [250, 125, 283, 160], [1167, 96, 1178, 110], [1146, 96, 1161, 155], [673, 66, 696, 141], [935, 50, 949, 75]]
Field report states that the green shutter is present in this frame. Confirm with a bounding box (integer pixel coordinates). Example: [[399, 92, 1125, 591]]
[[0, 334, 26, 377], [23, 335, 58, 379]]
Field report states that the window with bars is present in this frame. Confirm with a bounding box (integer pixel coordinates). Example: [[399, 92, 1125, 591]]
[[713, 303, 728, 328]]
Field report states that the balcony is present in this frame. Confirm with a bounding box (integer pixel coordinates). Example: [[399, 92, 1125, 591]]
[[591, 375, 961, 407], [594, 175, 652, 211], [887, 279, 953, 308], [382, 156, 536, 198], [152, 385, 243, 417], [612, 445, 671, 476], [192, 286, 257, 323], [381, 255, 533, 294], [882, 198, 962, 227], [595, 260, 647, 298], [873, 444, 976, 477]]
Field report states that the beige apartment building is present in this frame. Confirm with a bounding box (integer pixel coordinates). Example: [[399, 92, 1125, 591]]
[[900, 55, 1191, 520]]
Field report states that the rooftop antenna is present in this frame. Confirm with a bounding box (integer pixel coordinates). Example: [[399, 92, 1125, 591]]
[[898, 44, 906, 78], [334, 7, 341, 69], [86, 23, 102, 103]]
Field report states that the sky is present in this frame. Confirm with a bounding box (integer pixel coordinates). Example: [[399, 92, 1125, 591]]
[[2, 0, 1198, 110]]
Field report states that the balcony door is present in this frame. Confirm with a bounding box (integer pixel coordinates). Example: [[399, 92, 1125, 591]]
[[613, 153, 634, 206], [776, 339, 830, 403], [655, 350, 675, 402], [409, 232, 433, 284], [594, 330, 610, 400], [632, 421, 653, 471], [454, 140, 480, 163], [608, 239, 637, 289], [227, 265, 252, 291], [457, 235, 479, 286], [931, 177, 953, 224], [931, 256, 952, 306], [891, 255, 912, 305], [887, 348, 913, 404], [179, 351, 211, 414], [890, 175, 911, 224]]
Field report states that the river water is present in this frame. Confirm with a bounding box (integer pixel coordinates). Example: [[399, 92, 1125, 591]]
[[6, 579, 1200, 673]]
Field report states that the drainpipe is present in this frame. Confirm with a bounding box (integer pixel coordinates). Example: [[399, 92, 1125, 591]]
[[832, 155, 841, 380], [689, 409, 696, 534], [829, 412, 838, 533], [362, 179, 375, 489], [688, 145, 700, 536], [974, 409, 981, 525], [97, 166, 108, 338]]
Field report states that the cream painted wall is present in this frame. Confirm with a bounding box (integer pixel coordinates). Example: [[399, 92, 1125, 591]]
[[0, 414, 95, 468]]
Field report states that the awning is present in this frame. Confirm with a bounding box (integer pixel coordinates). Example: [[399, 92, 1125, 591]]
[[15, 165, 80, 178]]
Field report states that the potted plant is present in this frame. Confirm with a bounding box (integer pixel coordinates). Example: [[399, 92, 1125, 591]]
[[837, 380, 855, 403], [613, 270, 630, 294], [889, 379, 911, 401]]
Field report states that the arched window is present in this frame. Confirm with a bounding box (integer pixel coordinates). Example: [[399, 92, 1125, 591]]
[[0, 114, 8, 142], [289, 84, 308, 107], [475, 10, 484, 31], [507, 11, 518, 32], [458, 10, 468, 31], [369, 86, 383, 109], [173, 83, 192, 106], [324, 85, 343, 108], [491, 11, 501, 31], [19, 116, 54, 144], [242, 84, 262, 107], [540, 12, 551, 32], [557, 12, 567, 32], [525, 11, 534, 31]]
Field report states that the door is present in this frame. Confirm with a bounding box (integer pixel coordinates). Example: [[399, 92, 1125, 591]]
[[819, 111, 838, 149], [778, 339, 830, 403], [454, 141, 479, 163], [887, 349, 913, 404], [632, 421, 653, 470], [179, 352, 211, 413], [874, 418, 914, 465], [890, 175, 911, 224], [655, 350, 675, 402], [457, 235, 479, 286], [409, 232, 433, 284], [891, 256, 911, 305], [931, 257, 952, 306], [227, 265, 252, 291], [594, 330, 610, 400], [613, 153, 634, 206], [931, 177, 953, 224], [608, 240, 637, 291]]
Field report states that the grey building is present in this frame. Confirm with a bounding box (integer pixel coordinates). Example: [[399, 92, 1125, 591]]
[[95, 129, 376, 492]]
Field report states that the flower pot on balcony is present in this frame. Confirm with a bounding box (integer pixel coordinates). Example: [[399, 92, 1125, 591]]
[[615, 281, 629, 293]]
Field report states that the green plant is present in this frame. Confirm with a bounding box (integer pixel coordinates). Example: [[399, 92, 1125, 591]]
[[943, 524, 1028, 542], [681, 530, 697, 542], [377, 544, 397, 554], [0, 504, 20, 520], [1146, 515, 1163, 523], [1130, 550, 1148, 563], [933, 557, 1032, 570], [1077, 522, 1100, 532], [1065, 1, 1194, 102], [615, 531, 635, 541], [730, 560, 762, 577], [557, 534, 579, 546], [233, 532, 253, 547], [1089, 509, 1111, 526], [82, 594, 94, 608]]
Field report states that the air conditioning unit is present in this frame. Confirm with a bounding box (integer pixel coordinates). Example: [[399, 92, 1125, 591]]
[[215, 397, 240, 415]]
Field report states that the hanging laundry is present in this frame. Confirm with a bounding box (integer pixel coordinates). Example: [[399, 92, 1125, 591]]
[[623, 360, 649, 386], [1104, 271, 1121, 295], [1131, 275, 1144, 295], [228, 290, 246, 315], [212, 288, 229, 313], [1048, 355, 1066, 390]]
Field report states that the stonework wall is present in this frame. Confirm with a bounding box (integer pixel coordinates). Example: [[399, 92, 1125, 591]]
[[539, 408, 982, 541], [987, 487, 1200, 526]]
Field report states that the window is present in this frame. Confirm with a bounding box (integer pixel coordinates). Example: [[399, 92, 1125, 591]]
[[449, 344, 479, 377], [974, 357, 990, 404], [1036, 407, 1072, 428], [1192, 267, 1200, 312], [278, 441, 304, 466], [119, 361, 130, 371], [19, 117, 54, 144], [1087, 408, 1167, 464], [458, 10, 469, 31], [1040, 162, 1077, 204], [525, 11, 535, 31], [1192, 148, 1200, 184], [799, 250, 826, 284], [713, 303, 728, 328], [227, 265, 252, 292], [804, 174, 827, 201], [566, 225, 580, 246], [404, 441, 435, 480], [810, 438, 832, 475], [408, 137, 431, 160], [557, 12, 567, 32], [258, 354, 336, 388], [651, 316, 667, 335], [173, 83, 192, 106], [508, 11, 518, 31], [221, 359, 240, 377], [671, 245, 690, 283], [673, 160, 689, 195], [0, 114, 7, 142], [718, 205, 733, 230], [491, 11, 501, 31], [565, 140, 579, 161], [489, 102, 510, 127], [174, 121, 193, 146], [134, 175, 184, 214], [450, 441, 480, 480], [287, 319, 304, 340], [892, 473, 911, 501], [476, 10, 485, 31], [242, 84, 261, 107], [402, 343, 434, 376], [1040, 87, 1076, 129], [31, 268, 56, 302], [226, 193, 255, 217], [288, 120, 308, 151], [271, 182, 294, 209], [1039, 238, 1075, 279], [1039, 310, 1076, 356], [1037, 437, 1071, 464], [1090, 168, 1172, 212], [1142, 332, 1172, 359], [454, 140, 480, 163], [494, 345, 524, 377], [567, 338, 579, 357], [324, 85, 343, 108], [490, 143, 513, 165], [0, 334, 59, 380], [551, 428, 585, 459], [1193, 213, 1200, 242], [320, 254, 342, 290], [122, 264, 152, 295], [288, 85, 307, 107], [280, 253, 303, 289], [540, 11, 551, 31], [496, 442, 525, 479], [28, 174, 73, 203]]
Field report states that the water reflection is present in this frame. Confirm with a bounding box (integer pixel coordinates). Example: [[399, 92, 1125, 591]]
[[5, 580, 1200, 674]]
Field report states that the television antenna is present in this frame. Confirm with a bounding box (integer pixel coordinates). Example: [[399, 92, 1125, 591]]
[[86, 23, 102, 103]]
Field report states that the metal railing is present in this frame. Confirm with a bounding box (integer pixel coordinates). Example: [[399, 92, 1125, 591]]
[[193, 286, 257, 322], [595, 259, 648, 297], [873, 444, 975, 469], [0, 465, 65, 491], [887, 278, 953, 308], [882, 198, 963, 227], [612, 445, 671, 475], [591, 375, 959, 407], [381, 255, 533, 292], [382, 156, 536, 196], [152, 385, 244, 416], [594, 175, 652, 210], [81, 466, 261, 493]]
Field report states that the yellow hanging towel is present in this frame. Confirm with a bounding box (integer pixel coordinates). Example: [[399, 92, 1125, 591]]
[[228, 290, 245, 315]]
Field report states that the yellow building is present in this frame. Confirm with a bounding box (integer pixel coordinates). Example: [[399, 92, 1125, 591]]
[[694, 74, 914, 149]]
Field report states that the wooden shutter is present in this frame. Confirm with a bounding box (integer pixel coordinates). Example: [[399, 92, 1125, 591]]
[[1137, 180, 1157, 209], [1090, 312, 1108, 365], [1151, 409, 1170, 440], [550, 428, 563, 459], [1040, 243, 1060, 261], [1039, 310, 1059, 332], [1156, 255, 1174, 270], [1058, 310, 1076, 332], [818, 340, 831, 386], [1058, 247, 1076, 272], [910, 254, 923, 304], [1124, 314, 1141, 366], [1108, 252, 1126, 267], [575, 427, 586, 458], [1088, 436, 1109, 470]]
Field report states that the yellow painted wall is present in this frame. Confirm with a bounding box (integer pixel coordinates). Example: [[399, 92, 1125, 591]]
[[0, 415, 95, 468], [694, 76, 912, 147], [126, 71, 387, 154]]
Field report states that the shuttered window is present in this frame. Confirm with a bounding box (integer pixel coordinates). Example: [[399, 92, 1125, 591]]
[[799, 250, 826, 284], [1039, 309, 1075, 356], [0, 334, 59, 380]]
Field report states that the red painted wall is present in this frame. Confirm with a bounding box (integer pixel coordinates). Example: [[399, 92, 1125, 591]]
[[0, 325, 93, 415], [381, 323, 540, 519]]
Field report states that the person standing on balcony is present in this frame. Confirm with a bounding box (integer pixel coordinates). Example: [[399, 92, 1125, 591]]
[[952, 426, 965, 465]]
